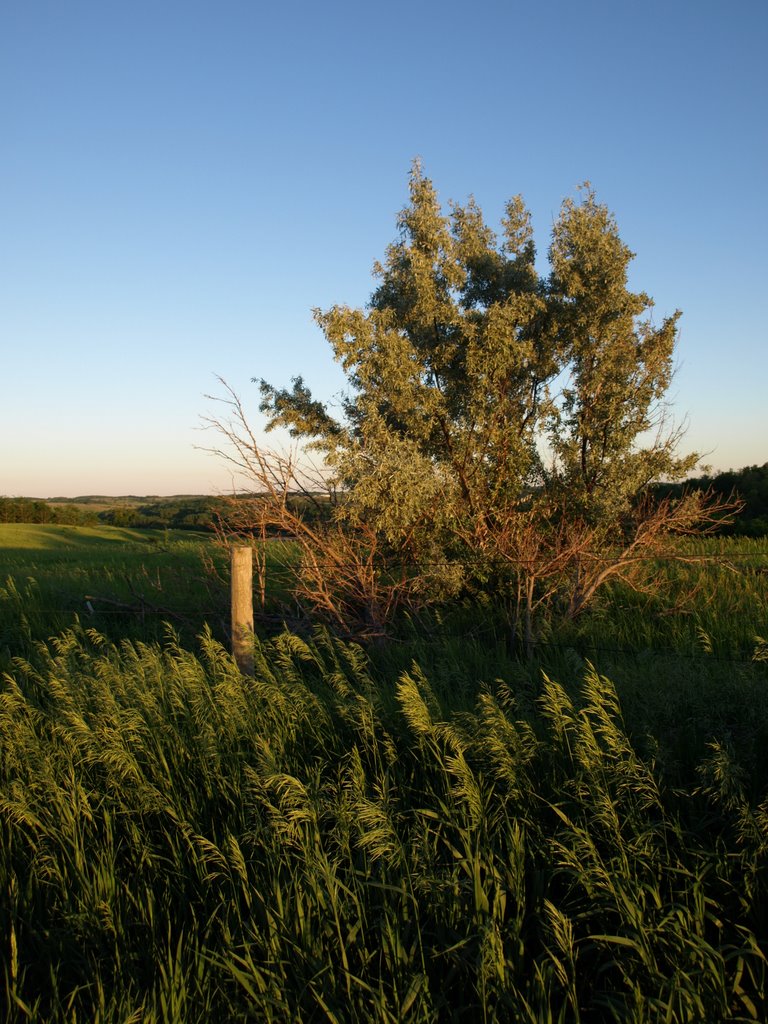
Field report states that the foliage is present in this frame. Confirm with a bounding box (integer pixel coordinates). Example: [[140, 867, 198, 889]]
[[0, 495, 234, 532], [0, 497, 98, 526], [656, 463, 768, 537], [230, 164, 733, 642]]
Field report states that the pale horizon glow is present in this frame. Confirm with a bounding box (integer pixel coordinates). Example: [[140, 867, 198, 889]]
[[2, 1, 766, 498]]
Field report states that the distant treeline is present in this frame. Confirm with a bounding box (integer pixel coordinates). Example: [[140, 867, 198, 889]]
[[0, 493, 333, 533], [654, 462, 768, 536], [0, 496, 225, 531], [0, 499, 98, 526]]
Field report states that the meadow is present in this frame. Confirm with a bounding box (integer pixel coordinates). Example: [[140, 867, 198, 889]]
[[1, 526, 768, 1021]]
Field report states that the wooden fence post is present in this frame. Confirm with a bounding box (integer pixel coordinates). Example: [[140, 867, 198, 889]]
[[231, 546, 254, 676]]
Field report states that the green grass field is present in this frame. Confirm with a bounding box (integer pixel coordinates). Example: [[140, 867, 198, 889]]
[[0, 524, 227, 661], [3, 525, 766, 653], [1, 526, 768, 1020]]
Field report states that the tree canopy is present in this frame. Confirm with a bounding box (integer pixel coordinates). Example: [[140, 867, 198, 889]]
[[214, 164, 727, 641]]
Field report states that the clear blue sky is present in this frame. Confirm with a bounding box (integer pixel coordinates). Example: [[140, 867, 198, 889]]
[[2, 0, 766, 496]]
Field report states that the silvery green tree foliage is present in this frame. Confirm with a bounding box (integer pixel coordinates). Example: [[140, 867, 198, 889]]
[[546, 185, 695, 524], [255, 164, 709, 638]]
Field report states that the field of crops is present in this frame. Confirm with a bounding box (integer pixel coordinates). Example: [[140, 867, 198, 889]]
[[1, 527, 768, 1020]]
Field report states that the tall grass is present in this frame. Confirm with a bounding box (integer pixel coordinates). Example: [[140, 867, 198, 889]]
[[2, 527, 767, 1018], [2, 625, 767, 1021], [567, 536, 768, 660]]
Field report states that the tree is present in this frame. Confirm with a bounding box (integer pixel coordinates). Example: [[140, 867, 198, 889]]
[[545, 188, 694, 521], [212, 164, 732, 644]]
